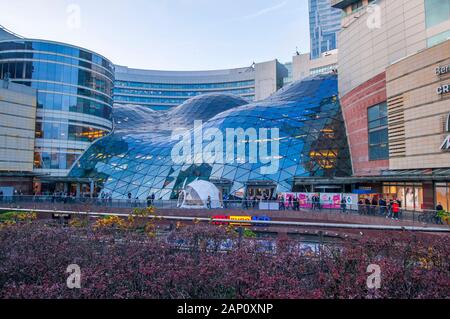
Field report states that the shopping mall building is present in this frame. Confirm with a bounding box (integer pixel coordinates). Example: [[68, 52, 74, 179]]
[[329, 0, 450, 210]]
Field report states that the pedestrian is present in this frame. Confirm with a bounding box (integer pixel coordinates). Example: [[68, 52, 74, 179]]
[[392, 200, 400, 220], [317, 195, 322, 211], [386, 199, 393, 219], [358, 199, 363, 215], [341, 197, 347, 213], [364, 198, 371, 215], [278, 195, 285, 211], [379, 197, 386, 216], [435, 202, 444, 224], [371, 197, 379, 215], [146, 194, 153, 207], [223, 193, 228, 208], [311, 195, 316, 211], [206, 196, 212, 209], [293, 196, 299, 211]]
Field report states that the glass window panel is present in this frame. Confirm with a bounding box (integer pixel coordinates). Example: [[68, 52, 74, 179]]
[[425, 0, 450, 28]]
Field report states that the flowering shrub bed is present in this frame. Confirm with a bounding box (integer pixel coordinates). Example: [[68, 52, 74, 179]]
[[0, 220, 448, 299]]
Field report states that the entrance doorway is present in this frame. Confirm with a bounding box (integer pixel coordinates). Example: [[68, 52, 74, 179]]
[[246, 184, 276, 200]]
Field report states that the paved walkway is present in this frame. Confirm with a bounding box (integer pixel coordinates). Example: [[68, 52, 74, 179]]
[[2, 201, 447, 229]]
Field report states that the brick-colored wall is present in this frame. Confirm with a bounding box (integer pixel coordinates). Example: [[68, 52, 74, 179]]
[[341, 72, 390, 176]]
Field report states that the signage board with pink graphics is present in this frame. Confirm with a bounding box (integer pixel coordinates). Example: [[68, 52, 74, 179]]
[[320, 193, 342, 209], [284, 193, 296, 209], [298, 193, 321, 208], [298, 193, 313, 208]]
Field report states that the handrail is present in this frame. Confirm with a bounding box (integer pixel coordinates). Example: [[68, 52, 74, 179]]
[[0, 195, 448, 226], [0, 206, 448, 233]]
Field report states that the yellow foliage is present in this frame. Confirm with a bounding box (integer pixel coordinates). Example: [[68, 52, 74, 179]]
[[0, 220, 16, 229], [69, 218, 88, 228], [93, 215, 129, 230]]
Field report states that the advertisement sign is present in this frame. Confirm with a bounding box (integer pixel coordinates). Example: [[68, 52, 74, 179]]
[[284, 193, 296, 208], [320, 193, 342, 209], [298, 193, 313, 208], [342, 193, 359, 211], [441, 113, 450, 151]]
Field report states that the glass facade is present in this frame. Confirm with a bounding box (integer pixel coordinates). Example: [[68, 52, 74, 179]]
[[435, 183, 450, 211], [310, 64, 337, 76], [425, 0, 450, 47], [114, 79, 256, 110], [425, 0, 450, 28], [368, 102, 389, 161], [309, 0, 342, 59], [70, 74, 352, 200], [0, 40, 114, 175], [283, 62, 293, 86], [427, 29, 450, 47], [383, 183, 424, 211]]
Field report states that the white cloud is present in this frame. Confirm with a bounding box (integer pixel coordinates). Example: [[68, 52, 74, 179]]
[[242, 1, 288, 20]]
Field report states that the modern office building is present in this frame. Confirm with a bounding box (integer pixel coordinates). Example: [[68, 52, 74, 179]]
[[0, 37, 115, 186], [0, 25, 20, 41], [70, 74, 352, 199], [0, 79, 37, 194], [331, 0, 450, 210], [114, 60, 288, 110], [309, 0, 342, 60], [283, 62, 293, 86]]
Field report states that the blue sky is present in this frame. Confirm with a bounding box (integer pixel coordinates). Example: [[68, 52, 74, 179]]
[[0, 0, 310, 70]]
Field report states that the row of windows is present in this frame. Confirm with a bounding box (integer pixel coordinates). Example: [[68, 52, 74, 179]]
[[36, 116, 112, 132], [35, 122, 109, 142], [114, 95, 188, 105], [32, 81, 112, 106], [425, 0, 450, 28], [113, 87, 255, 98], [0, 61, 113, 98], [37, 92, 112, 120], [310, 64, 337, 76], [0, 52, 114, 78], [0, 40, 114, 73], [115, 80, 255, 90], [428, 29, 450, 48], [34, 151, 79, 170], [341, 0, 377, 17], [114, 95, 254, 110], [368, 102, 389, 161]]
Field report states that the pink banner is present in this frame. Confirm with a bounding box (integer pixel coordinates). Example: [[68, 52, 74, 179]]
[[298, 193, 313, 208], [320, 193, 342, 209], [284, 193, 296, 208]]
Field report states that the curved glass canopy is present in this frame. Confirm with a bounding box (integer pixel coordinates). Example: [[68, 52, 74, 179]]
[[70, 74, 352, 199]]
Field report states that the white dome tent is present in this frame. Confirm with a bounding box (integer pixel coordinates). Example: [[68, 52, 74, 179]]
[[177, 180, 223, 209]]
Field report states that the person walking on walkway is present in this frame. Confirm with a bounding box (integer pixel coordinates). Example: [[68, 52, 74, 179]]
[[364, 198, 371, 215], [435, 203, 444, 225], [278, 195, 285, 211], [206, 196, 212, 209], [379, 197, 387, 216], [371, 197, 379, 215], [341, 197, 347, 213], [293, 195, 300, 211], [392, 200, 400, 220]]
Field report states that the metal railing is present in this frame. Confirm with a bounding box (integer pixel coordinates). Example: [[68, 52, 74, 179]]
[[0, 195, 448, 226], [2, 206, 449, 233]]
